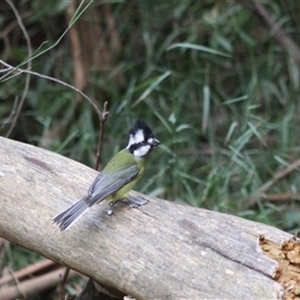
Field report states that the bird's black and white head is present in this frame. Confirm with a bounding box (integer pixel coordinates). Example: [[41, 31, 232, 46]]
[[127, 120, 160, 157]]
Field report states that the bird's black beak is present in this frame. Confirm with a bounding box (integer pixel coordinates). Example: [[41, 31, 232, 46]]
[[152, 138, 160, 147]]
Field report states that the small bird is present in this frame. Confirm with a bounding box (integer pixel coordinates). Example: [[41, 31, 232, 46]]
[[52, 120, 160, 231]]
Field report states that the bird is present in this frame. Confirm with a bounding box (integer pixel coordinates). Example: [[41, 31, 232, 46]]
[[52, 120, 160, 231]]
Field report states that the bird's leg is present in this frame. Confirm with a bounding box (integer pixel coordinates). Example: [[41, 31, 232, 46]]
[[109, 199, 122, 207], [106, 198, 124, 215]]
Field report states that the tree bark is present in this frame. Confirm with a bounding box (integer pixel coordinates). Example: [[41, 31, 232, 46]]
[[0, 136, 296, 299]]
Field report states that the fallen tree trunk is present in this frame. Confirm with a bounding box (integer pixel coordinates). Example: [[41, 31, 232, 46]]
[[0, 136, 298, 299]]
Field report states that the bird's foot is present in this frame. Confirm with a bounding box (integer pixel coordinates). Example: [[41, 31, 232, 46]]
[[122, 197, 148, 208], [106, 197, 148, 215]]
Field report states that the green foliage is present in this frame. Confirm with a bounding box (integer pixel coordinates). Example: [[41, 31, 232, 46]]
[[2, 0, 300, 281], [3, 245, 42, 270]]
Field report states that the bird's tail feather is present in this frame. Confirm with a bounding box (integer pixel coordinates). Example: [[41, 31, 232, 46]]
[[52, 199, 89, 231]]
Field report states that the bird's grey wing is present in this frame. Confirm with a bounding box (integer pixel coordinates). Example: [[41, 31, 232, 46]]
[[85, 164, 140, 207]]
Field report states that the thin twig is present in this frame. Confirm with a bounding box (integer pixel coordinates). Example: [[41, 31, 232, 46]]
[[0, 60, 102, 122], [257, 158, 300, 194], [0, 238, 5, 275], [244, 158, 300, 208], [95, 101, 109, 171], [8, 267, 27, 299], [58, 267, 70, 300], [5, 0, 32, 137], [261, 192, 300, 202]]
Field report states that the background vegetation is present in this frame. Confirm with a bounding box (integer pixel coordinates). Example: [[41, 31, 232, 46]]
[[1, 0, 300, 298]]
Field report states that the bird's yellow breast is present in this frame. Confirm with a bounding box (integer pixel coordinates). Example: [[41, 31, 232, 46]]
[[109, 169, 143, 201], [104, 149, 145, 201]]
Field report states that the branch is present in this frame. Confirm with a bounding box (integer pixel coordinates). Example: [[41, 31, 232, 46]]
[[0, 137, 298, 299]]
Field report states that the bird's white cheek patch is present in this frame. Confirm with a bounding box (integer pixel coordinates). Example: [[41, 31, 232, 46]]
[[128, 129, 145, 147], [133, 145, 151, 157]]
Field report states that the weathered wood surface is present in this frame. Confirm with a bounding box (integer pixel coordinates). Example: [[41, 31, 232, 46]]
[[0, 136, 290, 299]]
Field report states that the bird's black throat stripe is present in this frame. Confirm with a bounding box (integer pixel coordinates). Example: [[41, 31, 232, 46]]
[[129, 142, 150, 155]]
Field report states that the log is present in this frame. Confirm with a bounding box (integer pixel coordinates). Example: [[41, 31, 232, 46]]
[[0, 136, 298, 299]]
